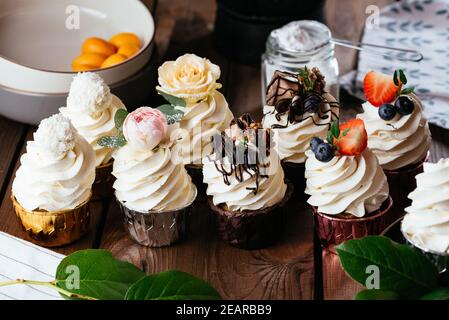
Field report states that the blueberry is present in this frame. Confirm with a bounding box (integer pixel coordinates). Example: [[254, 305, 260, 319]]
[[310, 137, 323, 153], [315, 143, 334, 162], [395, 96, 414, 115], [378, 103, 396, 121]]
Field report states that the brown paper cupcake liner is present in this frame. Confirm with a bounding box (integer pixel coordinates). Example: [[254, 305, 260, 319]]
[[312, 195, 393, 248], [208, 182, 293, 250], [92, 161, 115, 200], [282, 161, 306, 201], [186, 164, 207, 202], [12, 194, 91, 247], [384, 152, 429, 225], [117, 187, 197, 247]]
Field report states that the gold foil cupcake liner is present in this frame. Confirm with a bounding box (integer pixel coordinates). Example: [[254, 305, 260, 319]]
[[92, 161, 115, 200], [12, 194, 91, 247], [116, 186, 197, 247]]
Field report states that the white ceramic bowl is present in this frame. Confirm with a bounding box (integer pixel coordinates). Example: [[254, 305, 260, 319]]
[[0, 0, 155, 94]]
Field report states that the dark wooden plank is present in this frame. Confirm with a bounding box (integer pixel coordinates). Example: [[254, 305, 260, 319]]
[[99, 0, 315, 300], [0, 128, 107, 256]]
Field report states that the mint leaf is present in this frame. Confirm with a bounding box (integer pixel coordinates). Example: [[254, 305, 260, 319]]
[[327, 130, 334, 144], [156, 104, 184, 125], [157, 89, 186, 107], [55, 250, 145, 300], [393, 70, 399, 86], [399, 69, 407, 85], [98, 135, 127, 148], [421, 288, 449, 300], [124, 271, 221, 300], [401, 87, 415, 95], [114, 109, 128, 131], [330, 120, 340, 139], [354, 289, 400, 300], [336, 236, 438, 299]]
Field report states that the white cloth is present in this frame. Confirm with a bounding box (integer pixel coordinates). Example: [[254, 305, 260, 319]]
[[0, 232, 64, 300], [341, 0, 449, 129]]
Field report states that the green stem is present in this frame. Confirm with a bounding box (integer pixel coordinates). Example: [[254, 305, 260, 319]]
[[0, 279, 97, 300]]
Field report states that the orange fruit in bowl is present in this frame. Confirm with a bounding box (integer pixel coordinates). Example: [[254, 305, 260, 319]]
[[117, 43, 140, 58], [72, 53, 107, 71], [72, 64, 97, 72], [101, 53, 127, 68], [109, 32, 141, 48], [82, 37, 117, 56]]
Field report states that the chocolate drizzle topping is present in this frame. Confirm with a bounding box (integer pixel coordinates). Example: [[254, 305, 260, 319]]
[[211, 114, 271, 195], [265, 67, 339, 129]]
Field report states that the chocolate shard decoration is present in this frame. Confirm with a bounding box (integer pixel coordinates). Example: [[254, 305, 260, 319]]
[[264, 67, 339, 129], [212, 113, 272, 195]]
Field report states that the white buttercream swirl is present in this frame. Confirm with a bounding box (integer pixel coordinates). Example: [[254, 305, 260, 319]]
[[402, 159, 449, 254], [12, 127, 95, 212], [113, 145, 196, 212], [61, 95, 125, 167], [203, 151, 287, 212], [305, 148, 389, 217], [357, 93, 431, 171], [262, 92, 339, 164], [177, 90, 233, 165]]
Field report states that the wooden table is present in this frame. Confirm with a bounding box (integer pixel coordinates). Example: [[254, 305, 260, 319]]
[[1, 0, 448, 300]]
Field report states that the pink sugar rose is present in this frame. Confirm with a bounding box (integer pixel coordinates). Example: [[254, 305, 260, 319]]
[[123, 107, 168, 150]]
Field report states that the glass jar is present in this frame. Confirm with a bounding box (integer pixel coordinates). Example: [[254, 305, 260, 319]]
[[261, 20, 339, 103]]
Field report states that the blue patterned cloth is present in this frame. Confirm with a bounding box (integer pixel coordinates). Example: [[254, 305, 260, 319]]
[[341, 0, 449, 129]]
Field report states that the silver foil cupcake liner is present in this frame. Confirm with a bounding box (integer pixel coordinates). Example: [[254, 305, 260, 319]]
[[401, 228, 449, 284], [116, 187, 197, 247]]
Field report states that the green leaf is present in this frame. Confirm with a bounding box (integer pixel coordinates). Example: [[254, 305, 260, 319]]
[[421, 288, 449, 300], [157, 89, 186, 107], [124, 270, 221, 300], [401, 87, 415, 95], [399, 69, 407, 85], [336, 236, 438, 299], [354, 289, 400, 300], [327, 130, 334, 144], [55, 249, 145, 300], [114, 109, 128, 131], [330, 120, 340, 139], [156, 104, 185, 125], [393, 70, 399, 86], [342, 128, 350, 137], [97, 135, 127, 148]]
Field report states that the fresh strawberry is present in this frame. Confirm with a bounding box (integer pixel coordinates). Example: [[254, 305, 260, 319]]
[[337, 119, 367, 156], [363, 71, 398, 107]]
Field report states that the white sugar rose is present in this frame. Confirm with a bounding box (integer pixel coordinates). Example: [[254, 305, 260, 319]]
[[156, 53, 222, 104]]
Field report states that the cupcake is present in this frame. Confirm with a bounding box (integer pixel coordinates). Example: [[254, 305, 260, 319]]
[[111, 107, 197, 247], [11, 114, 96, 247], [262, 67, 339, 198], [358, 69, 431, 220], [402, 158, 449, 276], [156, 54, 234, 197], [305, 119, 392, 247], [60, 72, 126, 200], [203, 113, 292, 249]]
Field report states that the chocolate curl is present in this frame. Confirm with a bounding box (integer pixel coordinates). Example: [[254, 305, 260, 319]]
[[212, 114, 272, 194]]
